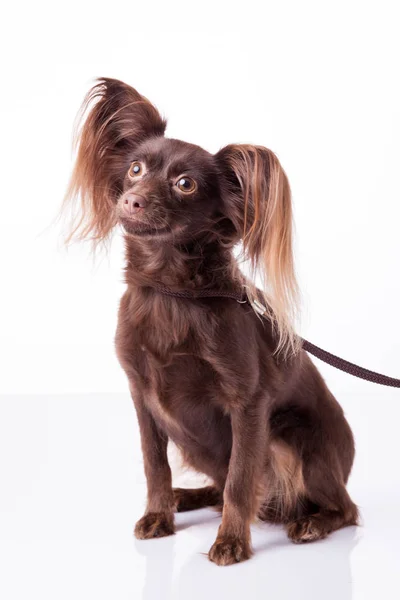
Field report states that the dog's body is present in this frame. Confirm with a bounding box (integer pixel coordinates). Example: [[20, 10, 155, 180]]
[[65, 78, 358, 565]]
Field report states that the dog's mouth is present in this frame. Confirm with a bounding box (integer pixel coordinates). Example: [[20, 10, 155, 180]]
[[119, 216, 171, 237]]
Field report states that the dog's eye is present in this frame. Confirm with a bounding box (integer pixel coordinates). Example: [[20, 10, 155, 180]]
[[176, 177, 196, 193], [128, 161, 143, 178]]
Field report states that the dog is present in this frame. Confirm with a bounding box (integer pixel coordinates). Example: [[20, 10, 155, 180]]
[[64, 78, 359, 566]]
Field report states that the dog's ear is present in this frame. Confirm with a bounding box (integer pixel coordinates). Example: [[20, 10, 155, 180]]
[[63, 78, 166, 243], [216, 144, 299, 356]]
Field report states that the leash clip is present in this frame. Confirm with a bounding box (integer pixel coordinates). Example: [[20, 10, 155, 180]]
[[252, 298, 267, 315]]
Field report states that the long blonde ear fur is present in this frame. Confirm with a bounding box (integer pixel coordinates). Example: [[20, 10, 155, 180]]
[[217, 144, 300, 357]]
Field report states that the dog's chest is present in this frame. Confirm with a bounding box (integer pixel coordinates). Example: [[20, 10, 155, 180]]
[[138, 345, 223, 439]]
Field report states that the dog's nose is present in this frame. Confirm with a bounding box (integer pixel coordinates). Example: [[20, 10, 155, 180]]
[[123, 194, 148, 215]]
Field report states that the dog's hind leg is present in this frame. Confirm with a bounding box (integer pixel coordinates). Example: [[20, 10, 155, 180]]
[[285, 450, 359, 543], [259, 438, 359, 543], [173, 486, 222, 512]]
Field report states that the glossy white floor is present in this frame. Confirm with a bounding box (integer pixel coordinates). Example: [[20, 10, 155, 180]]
[[1, 390, 399, 599]]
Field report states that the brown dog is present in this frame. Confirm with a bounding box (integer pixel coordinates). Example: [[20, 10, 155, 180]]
[[64, 78, 358, 566]]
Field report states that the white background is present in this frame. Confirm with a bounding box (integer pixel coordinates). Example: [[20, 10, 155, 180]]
[[1, 0, 399, 396], [1, 1, 400, 598]]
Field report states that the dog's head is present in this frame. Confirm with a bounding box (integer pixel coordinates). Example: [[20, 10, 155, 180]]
[[116, 136, 225, 242], [64, 78, 299, 354]]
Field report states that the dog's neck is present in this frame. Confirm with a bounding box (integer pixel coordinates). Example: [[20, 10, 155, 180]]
[[123, 234, 241, 292]]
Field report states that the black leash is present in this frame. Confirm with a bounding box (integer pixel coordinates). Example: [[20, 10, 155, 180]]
[[154, 284, 400, 389], [301, 339, 400, 388]]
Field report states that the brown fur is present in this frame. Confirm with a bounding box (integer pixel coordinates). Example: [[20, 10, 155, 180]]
[[173, 486, 222, 512], [63, 78, 359, 566], [259, 439, 306, 523]]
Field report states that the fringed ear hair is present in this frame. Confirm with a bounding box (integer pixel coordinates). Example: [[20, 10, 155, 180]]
[[216, 144, 300, 357], [63, 78, 166, 245]]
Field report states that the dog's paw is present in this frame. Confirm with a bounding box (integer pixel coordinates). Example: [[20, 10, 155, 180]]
[[208, 536, 252, 566], [134, 511, 175, 540], [286, 516, 328, 544]]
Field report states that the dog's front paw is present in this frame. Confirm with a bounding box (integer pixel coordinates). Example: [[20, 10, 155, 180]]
[[134, 511, 175, 540], [208, 536, 252, 566]]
